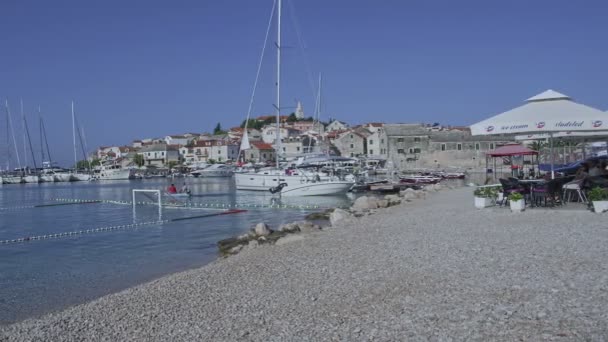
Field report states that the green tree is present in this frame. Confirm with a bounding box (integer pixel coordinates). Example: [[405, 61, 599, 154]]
[[287, 113, 298, 122], [75, 158, 100, 170], [213, 123, 227, 135], [133, 153, 145, 168]]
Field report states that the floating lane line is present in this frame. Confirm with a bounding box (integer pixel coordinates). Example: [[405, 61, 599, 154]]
[[50, 198, 329, 210], [0, 209, 249, 245]]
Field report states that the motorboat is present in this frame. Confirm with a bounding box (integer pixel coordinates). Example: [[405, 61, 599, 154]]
[[273, 179, 354, 197], [92, 164, 134, 180], [2, 175, 24, 184], [23, 175, 40, 183], [399, 175, 442, 184], [53, 172, 72, 182], [191, 164, 234, 178], [165, 192, 191, 199], [235, 168, 333, 191], [71, 173, 91, 181]]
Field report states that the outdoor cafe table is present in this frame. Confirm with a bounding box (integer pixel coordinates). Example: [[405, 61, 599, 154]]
[[517, 179, 547, 207]]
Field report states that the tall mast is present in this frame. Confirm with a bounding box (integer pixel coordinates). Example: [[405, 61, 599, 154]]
[[39, 107, 53, 167], [39, 106, 45, 164], [21, 98, 27, 168], [6, 100, 22, 173], [72, 101, 77, 170], [22, 104, 38, 171], [275, 0, 282, 169]]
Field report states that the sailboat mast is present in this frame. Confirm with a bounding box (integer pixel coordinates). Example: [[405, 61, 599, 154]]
[[39, 106, 45, 164], [21, 98, 27, 169], [6, 100, 23, 173], [72, 101, 77, 170], [22, 106, 38, 171], [275, 0, 282, 169], [40, 110, 53, 167]]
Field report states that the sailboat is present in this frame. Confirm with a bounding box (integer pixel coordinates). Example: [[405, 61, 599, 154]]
[[70, 101, 90, 181], [3, 100, 25, 184], [38, 107, 56, 182], [234, 0, 353, 195], [19, 100, 40, 183]]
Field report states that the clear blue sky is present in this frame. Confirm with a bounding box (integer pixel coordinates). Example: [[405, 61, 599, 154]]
[[1, 0, 606, 167]]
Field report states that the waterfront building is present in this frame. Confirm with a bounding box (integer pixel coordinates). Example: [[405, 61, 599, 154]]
[[333, 128, 372, 157], [243, 142, 276, 163], [385, 124, 513, 170], [179, 140, 239, 164], [139, 144, 180, 167], [326, 119, 349, 132]]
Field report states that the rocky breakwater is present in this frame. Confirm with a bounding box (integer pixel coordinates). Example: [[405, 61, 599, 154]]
[[219, 183, 451, 256]]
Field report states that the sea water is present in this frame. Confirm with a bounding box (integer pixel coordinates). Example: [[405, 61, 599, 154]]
[[0, 178, 354, 324]]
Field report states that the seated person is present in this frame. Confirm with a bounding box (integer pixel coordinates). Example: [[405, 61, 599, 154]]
[[574, 163, 589, 180], [588, 161, 603, 177], [167, 184, 177, 194]]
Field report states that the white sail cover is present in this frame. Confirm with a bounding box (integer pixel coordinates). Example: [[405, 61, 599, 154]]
[[239, 129, 251, 151], [470, 90, 608, 136]]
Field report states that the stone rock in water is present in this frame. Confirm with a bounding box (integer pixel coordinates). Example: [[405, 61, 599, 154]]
[[294, 221, 321, 233], [278, 222, 300, 233], [330, 208, 353, 226], [254, 223, 272, 236]]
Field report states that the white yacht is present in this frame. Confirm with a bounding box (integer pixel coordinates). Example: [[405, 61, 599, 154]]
[[276, 179, 354, 197], [92, 164, 134, 180], [235, 168, 332, 191], [23, 175, 40, 183], [2, 175, 24, 184]]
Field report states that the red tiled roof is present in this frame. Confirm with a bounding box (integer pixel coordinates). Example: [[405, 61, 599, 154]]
[[251, 142, 274, 150]]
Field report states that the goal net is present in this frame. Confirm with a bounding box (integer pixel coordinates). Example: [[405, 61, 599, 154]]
[[132, 189, 162, 221]]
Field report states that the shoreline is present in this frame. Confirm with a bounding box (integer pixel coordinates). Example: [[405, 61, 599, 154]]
[[2, 186, 607, 340]]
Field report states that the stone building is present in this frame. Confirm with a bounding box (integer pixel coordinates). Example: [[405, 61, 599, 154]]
[[333, 128, 372, 157], [385, 124, 513, 170]]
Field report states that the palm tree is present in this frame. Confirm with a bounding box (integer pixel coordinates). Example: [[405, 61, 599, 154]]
[[528, 141, 548, 163]]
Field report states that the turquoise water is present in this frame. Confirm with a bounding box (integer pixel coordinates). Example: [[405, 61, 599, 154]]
[[0, 178, 354, 324]]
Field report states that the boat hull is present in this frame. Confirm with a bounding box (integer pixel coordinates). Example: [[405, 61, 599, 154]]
[[2, 176, 24, 184], [54, 173, 72, 182], [23, 175, 40, 183], [194, 170, 234, 177], [39, 175, 55, 182], [235, 172, 331, 191], [72, 173, 91, 181], [279, 181, 354, 197], [94, 169, 134, 180]]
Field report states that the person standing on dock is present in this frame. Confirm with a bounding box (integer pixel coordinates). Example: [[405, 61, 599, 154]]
[[167, 184, 177, 194]]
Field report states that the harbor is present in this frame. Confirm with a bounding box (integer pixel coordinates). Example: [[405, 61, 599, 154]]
[[2, 186, 606, 340], [2, 0, 608, 339], [0, 177, 355, 324]]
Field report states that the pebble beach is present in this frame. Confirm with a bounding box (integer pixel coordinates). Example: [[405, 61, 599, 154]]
[[2, 186, 607, 341]]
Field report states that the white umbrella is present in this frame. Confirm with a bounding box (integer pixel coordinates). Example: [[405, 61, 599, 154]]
[[471, 89, 608, 177]]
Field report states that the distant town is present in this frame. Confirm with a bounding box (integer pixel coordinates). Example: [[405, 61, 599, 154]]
[[94, 101, 515, 171]]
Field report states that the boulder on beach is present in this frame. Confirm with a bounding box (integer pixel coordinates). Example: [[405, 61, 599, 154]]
[[275, 234, 306, 246], [254, 222, 272, 236], [278, 221, 321, 233], [384, 194, 401, 206], [352, 196, 379, 211], [330, 208, 354, 226]]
